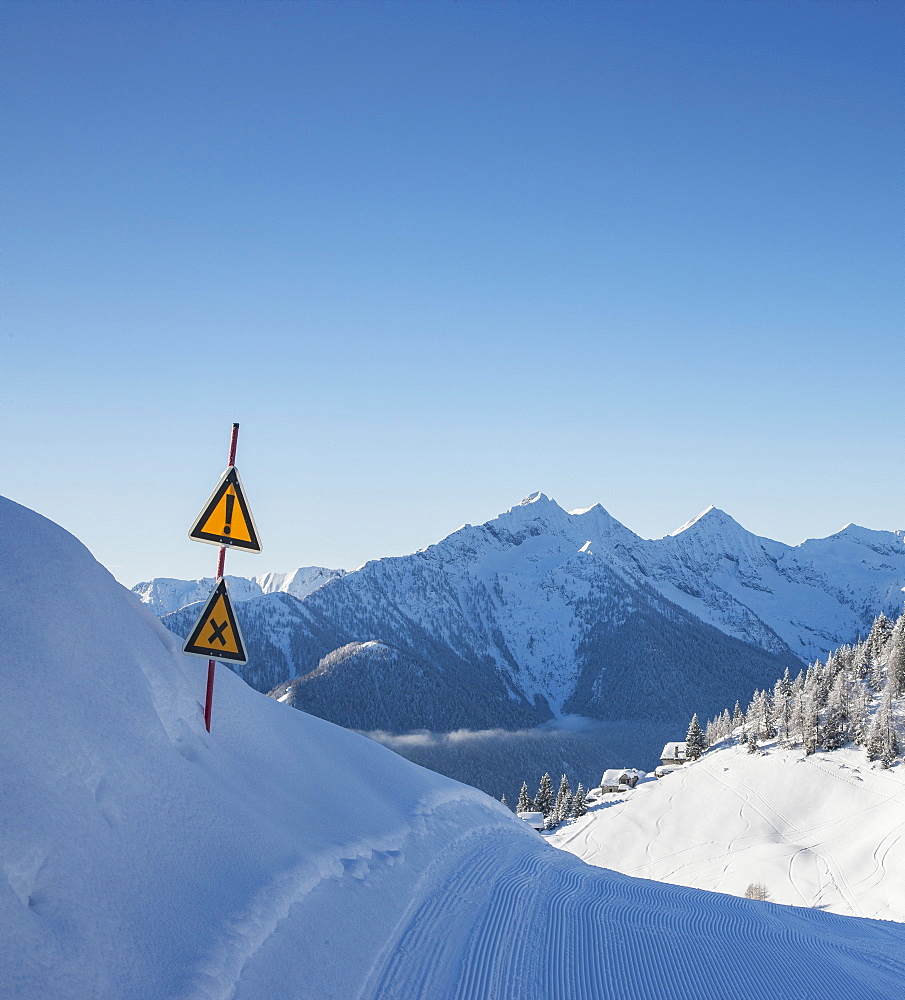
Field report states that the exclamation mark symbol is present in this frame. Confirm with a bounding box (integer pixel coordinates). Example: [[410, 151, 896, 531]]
[[223, 492, 235, 536]]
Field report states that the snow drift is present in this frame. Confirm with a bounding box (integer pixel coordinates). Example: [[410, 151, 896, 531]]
[[3, 495, 905, 999]]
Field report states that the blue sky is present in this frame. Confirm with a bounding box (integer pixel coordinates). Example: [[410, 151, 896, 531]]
[[2, 1, 902, 586]]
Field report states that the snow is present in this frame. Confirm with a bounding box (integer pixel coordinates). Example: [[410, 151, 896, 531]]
[[132, 565, 345, 617], [661, 741, 688, 761], [552, 739, 905, 922], [668, 503, 719, 535], [5, 494, 905, 998]]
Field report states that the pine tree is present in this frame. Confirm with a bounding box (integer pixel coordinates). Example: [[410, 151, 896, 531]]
[[516, 781, 533, 814], [822, 671, 849, 750], [686, 714, 706, 760], [878, 684, 900, 769], [572, 784, 587, 818], [536, 773, 554, 817], [733, 701, 744, 730], [866, 613, 894, 661], [555, 774, 572, 818], [888, 611, 905, 697], [866, 719, 884, 762], [543, 810, 559, 831], [853, 643, 871, 682], [850, 684, 871, 747], [789, 671, 805, 744], [558, 792, 574, 823], [500, 794, 509, 810], [773, 669, 793, 744]]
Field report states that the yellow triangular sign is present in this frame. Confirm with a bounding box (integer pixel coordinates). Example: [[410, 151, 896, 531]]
[[189, 466, 262, 552], [183, 579, 248, 663]]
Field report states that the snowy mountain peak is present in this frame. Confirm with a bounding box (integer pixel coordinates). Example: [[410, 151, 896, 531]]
[[828, 522, 904, 547], [569, 503, 605, 516], [497, 492, 569, 527], [669, 504, 727, 536]]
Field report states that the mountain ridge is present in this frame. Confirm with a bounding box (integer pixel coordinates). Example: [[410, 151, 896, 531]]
[[151, 493, 904, 796]]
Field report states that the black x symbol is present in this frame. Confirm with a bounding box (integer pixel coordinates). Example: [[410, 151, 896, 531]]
[[207, 618, 228, 646]]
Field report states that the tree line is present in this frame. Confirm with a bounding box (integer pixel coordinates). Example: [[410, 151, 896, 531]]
[[699, 610, 905, 767]]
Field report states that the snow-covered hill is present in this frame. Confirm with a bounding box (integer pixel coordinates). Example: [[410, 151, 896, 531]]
[[4, 494, 905, 999], [551, 740, 905, 922], [132, 565, 345, 617]]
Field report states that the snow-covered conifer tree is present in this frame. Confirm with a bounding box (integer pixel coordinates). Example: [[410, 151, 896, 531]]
[[733, 701, 744, 730], [516, 781, 533, 814], [850, 684, 871, 747], [789, 671, 806, 745], [878, 683, 899, 769], [866, 613, 894, 661], [686, 714, 706, 760], [555, 774, 572, 818], [773, 669, 793, 744], [866, 718, 883, 762], [888, 611, 905, 697], [822, 671, 849, 750], [572, 783, 587, 818], [558, 792, 574, 823], [719, 708, 732, 740], [500, 793, 509, 810], [536, 773, 554, 817]]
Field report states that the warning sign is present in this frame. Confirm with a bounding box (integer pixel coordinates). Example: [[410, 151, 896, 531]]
[[189, 466, 262, 552], [183, 579, 248, 663]]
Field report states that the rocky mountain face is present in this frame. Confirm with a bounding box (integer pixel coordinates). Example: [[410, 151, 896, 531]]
[[155, 494, 904, 742]]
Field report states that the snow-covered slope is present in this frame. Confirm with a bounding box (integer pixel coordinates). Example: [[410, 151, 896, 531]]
[[552, 740, 905, 922], [132, 565, 345, 617], [650, 507, 905, 659], [4, 496, 905, 998]]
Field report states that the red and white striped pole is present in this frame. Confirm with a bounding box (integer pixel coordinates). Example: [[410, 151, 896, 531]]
[[204, 422, 240, 732]]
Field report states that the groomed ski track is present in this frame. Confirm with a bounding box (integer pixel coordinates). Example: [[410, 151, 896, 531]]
[[359, 824, 905, 1000]]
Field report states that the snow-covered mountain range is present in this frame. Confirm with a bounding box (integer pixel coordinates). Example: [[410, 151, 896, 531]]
[[154, 495, 904, 732], [6, 494, 905, 999], [132, 565, 346, 617]]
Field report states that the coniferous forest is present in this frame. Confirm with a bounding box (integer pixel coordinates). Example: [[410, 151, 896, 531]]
[[703, 611, 905, 767]]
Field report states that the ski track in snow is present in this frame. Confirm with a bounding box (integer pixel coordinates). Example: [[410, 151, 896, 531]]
[[553, 744, 905, 923], [359, 827, 905, 1000], [668, 760, 865, 917]]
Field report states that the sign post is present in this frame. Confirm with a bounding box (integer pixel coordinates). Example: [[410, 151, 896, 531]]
[[184, 423, 262, 731]]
